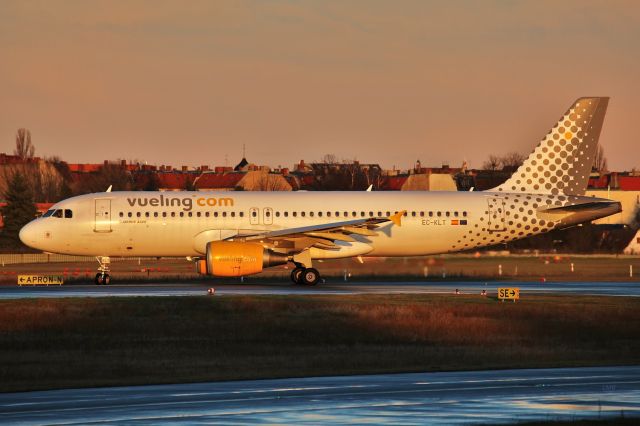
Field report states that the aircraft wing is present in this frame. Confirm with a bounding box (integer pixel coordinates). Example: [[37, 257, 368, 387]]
[[232, 211, 405, 251]]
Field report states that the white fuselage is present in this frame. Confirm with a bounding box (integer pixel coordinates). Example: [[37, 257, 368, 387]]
[[19, 190, 620, 259]]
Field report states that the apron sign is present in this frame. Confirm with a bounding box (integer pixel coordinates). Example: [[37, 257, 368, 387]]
[[18, 275, 64, 286], [498, 287, 519, 301]]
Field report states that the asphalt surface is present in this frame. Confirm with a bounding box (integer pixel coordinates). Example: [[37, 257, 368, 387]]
[[1, 366, 638, 424], [1, 280, 640, 299]]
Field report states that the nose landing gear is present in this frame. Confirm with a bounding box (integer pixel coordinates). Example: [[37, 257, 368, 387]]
[[95, 256, 111, 285]]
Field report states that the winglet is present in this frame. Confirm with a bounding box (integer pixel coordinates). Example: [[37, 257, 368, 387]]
[[389, 210, 405, 227]]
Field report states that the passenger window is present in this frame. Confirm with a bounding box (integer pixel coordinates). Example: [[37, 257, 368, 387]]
[[162, 212, 167, 217], [369, 212, 374, 217], [360, 212, 365, 217], [154, 212, 159, 217], [214, 212, 219, 217], [386, 211, 390, 217], [196, 212, 200, 217], [309, 212, 314, 217], [463, 211, 468, 217], [128, 212, 133, 218], [284, 212, 289, 217], [344, 212, 348, 217], [437, 211, 441, 217], [301, 212, 306, 217], [420, 212, 425, 217], [411, 212, 416, 217], [429, 211, 433, 217], [188, 212, 193, 217], [275, 212, 280, 217], [251, 211, 257, 217], [266, 211, 271, 217], [318, 212, 322, 217], [293, 212, 297, 217], [119, 212, 124, 218], [239, 212, 244, 218], [352, 212, 356, 217], [171, 212, 176, 217], [180, 212, 184, 217], [445, 211, 450, 217], [145, 212, 150, 218], [205, 212, 209, 217], [403, 212, 407, 217], [378, 211, 382, 217], [222, 212, 227, 217], [454, 211, 459, 217]]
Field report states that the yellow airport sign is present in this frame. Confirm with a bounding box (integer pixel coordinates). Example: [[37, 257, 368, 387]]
[[498, 287, 519, 301], [18, 275, 64, 286]]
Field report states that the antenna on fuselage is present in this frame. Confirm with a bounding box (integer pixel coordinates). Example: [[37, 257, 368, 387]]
[[106, 185, 112, 193], [366, 185, 373, 192]]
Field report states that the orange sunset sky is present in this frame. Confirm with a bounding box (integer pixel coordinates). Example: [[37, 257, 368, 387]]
[[1, 1, 639, 170]]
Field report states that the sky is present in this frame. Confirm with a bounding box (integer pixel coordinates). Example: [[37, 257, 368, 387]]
[[1, 0, 639, 171]]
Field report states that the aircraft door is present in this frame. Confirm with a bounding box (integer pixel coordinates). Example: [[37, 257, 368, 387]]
[[94, 199, 112, 232], [487, 197, 506, 232], [249, 207, 260, 225], [263, 207, 273, 225]]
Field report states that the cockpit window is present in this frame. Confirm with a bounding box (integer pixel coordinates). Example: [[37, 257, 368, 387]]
[[43, 210, 55, 218], [64, 209, 73, 218], [52, 210, 63, 218]]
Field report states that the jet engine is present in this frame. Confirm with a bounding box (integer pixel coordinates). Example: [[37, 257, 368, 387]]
[[195, 241, 288, 277]]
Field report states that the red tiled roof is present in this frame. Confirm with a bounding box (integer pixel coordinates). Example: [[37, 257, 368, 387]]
[[195, 173, 244, 190], [156, 173, 190, 190], [383, 176, 407, 190]]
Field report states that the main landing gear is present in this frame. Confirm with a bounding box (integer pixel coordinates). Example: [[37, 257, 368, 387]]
[[95, 256, 111, 285], [291, 266, 321, 286]]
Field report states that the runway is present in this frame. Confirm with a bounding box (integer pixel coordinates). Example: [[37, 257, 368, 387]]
[[1, 366, 638, 424], [1, 280, 640, 299]]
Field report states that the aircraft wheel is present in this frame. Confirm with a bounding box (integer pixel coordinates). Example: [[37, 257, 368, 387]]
[[95, 273, 103, 285], [103, 274, 111, 285], [302, 268, 320, 286], [291, 267, 304, 285]]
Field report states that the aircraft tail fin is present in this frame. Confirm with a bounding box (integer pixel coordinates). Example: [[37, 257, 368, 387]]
[[490, 97, 609, 196]]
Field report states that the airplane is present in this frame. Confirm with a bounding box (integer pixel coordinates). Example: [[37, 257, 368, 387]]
[[19, 97, 621, 285]]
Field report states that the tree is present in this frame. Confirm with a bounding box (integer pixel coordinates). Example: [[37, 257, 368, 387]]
[[14, 128, 35, 159], [482, 154, 501, 171], [1, 172, 37, 247], [593, 144, 608, 173], [75, 161, 132, 194], [501, 152, 526, 171]]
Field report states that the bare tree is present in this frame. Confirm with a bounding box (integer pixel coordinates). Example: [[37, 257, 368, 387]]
[[593, 144, 608, 173], [322, 154, 338, 164], [501, 152, 526, 171], [14, 128, 35, 159], [482, 154, 501, 171]]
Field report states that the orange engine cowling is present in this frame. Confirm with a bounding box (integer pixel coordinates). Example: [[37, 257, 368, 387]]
[[195, 241, 288, 277]]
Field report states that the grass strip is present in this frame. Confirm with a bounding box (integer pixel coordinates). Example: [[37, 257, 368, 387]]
[[0, 294, 639, 392]]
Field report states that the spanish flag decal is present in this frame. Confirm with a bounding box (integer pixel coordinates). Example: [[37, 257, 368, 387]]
[[451, 220, 459, 225]]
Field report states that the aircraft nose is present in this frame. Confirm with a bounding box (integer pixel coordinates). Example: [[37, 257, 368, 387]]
[[19, 221, 38, 248]]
